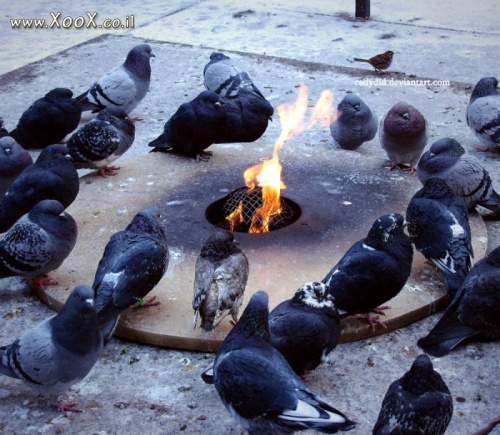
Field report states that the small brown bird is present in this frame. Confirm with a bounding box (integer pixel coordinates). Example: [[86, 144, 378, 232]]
[[354, 50, 394, 71]]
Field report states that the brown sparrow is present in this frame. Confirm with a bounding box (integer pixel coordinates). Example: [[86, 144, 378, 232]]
[[353, 50, 394, 71]]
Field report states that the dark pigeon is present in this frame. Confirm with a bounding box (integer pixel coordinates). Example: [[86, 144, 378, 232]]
[[406, 177, 473, 298], [93, 206, 169, 344], [330, 94, 378, 150], [269, 281, 341, 377], [379, 102, 428, 172], [0, 285, 102, 415], [10, 88, 82, 149], [0, 144, 79, 232], [192, 230, 249, 332], [67, 108, 135, 176], [0, 136, 33, 198], [417, 137, 500, 215], [372, 354, 453, 435], [218, 88, 274, 143], [466, 76, 500, 151], [77, 44, 155, 117], [0, 199, 77, 283], [213, 290, 356, 434], [322, 213, 413, 330], [203, 51, 265, 99], [418, 245, 500, 357], [148, 91, 226, 161]]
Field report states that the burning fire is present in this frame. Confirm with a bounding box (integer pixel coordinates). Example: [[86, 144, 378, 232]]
[[226, 84, 335, 233]]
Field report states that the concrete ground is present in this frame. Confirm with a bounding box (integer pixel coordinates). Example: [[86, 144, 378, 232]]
[[0, 1, 499, 434]]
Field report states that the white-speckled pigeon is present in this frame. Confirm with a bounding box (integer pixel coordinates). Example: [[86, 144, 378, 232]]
[[417, 137, 500, 215], [203, 51, 265, 99], [192, 230, 249, 332], [218, 88, 274, 143], [466, 77, 500, 151], [0, 199, 77, 284], [322, 213, 413, 331], [77, 44, 155, 118], [0, 285, 102, 415], [372, 354, 453, 435], [418, 245, 500, 357], [93, 206, 169, 344], [67, 108, 135, 177], [269, 281, 340, 377], [148, 91, 226, 161], [379, 102, 428, 172], [330, 94, 378, 150], [9, 88, 82, 149], [0, 144, 79, 232], [213, 290, 356, 434], [406, 178, 473, 298], [0, 136, 33, 198]]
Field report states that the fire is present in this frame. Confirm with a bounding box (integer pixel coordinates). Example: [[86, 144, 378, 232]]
[[226, 85, 334, 233]]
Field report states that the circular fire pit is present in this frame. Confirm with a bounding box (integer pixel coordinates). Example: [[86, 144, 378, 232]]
[[33, 147, 487, 352], [206, 186, 302, 233]]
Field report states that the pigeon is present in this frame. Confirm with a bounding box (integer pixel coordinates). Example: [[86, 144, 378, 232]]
[[0, 136, 33, 198], [213, 290, 356, 434], [67, 108, 135, 176], [77, 44, 155, 117], [93, 206, 169, 344], [353, 51, 394, 72], [330, 94, 378, 150], [0, 285, 102, 414], [466, 77, 500, 151], [417, 137, 500, 215], [322, 213, 414, 330], [269, 281, 341, 377], [0, 199, 77, 283], [192, 230, 249, 332], [148, 91, 226, 161], [9, 88, 82, 149], [418, 245, 500, 357], [203, 51, 265, 99], [406, 177, 473, 298], [0, 117, 9, 138], [218, 88, 274, 143], [379, 102, 428, 172], [372, 354, 453, 435], [0, 144, 79, 232]]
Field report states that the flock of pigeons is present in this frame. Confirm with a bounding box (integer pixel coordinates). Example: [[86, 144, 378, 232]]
[[0, 42, 499, 434]]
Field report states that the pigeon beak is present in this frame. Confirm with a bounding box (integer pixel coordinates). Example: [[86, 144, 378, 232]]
[[150, 53, 156, 58], [85, 298, 95, 308], [65, 154, 73, 161]]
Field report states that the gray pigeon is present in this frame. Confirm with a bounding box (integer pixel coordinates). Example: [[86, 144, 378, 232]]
[[93, 206, 169, 344], [192, 230, 249, 332], [417, 137, 500, 215], [0, 144, 79, 232], [213, 290, 356, 434], [0, 285, 103, 415], [330, 94, 378, 150], [379, 102, 428, 172], [269, 281, 341, 377], [418, 245, 500, 357], [9, 88, 82, 149], [77, 44, 155, 118], [67, 108, 135, 177], [203, 51, 265, 99], [0, 117, 10, 137], [466, 77, 500, 151], [406, 178, 473, 298], [0, 136, 33, 198], [372, 354, 453, 435], [148, 91, 226, 161], [0, 199, 77, 285]]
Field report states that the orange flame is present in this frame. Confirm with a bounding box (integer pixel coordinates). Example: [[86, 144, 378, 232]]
[[226, 85, 334, 233]]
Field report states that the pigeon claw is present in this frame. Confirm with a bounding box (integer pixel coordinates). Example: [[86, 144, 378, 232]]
[[136, 296, 161, 308], [98, 165, 120, 177], [196, 151, 213, 162], [52, 401, 82, 417], [364, 310, 389, 333], [32, 275, 58, 288]]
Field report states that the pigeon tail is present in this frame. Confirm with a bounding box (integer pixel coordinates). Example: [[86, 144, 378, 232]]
[[417, 307, 479, 357], [148, 133, 173, 151], [75, 92, 100, 112], [96, 303, 120, 345], [441, 269, 469, 299], [479, 189, 500, 215]]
